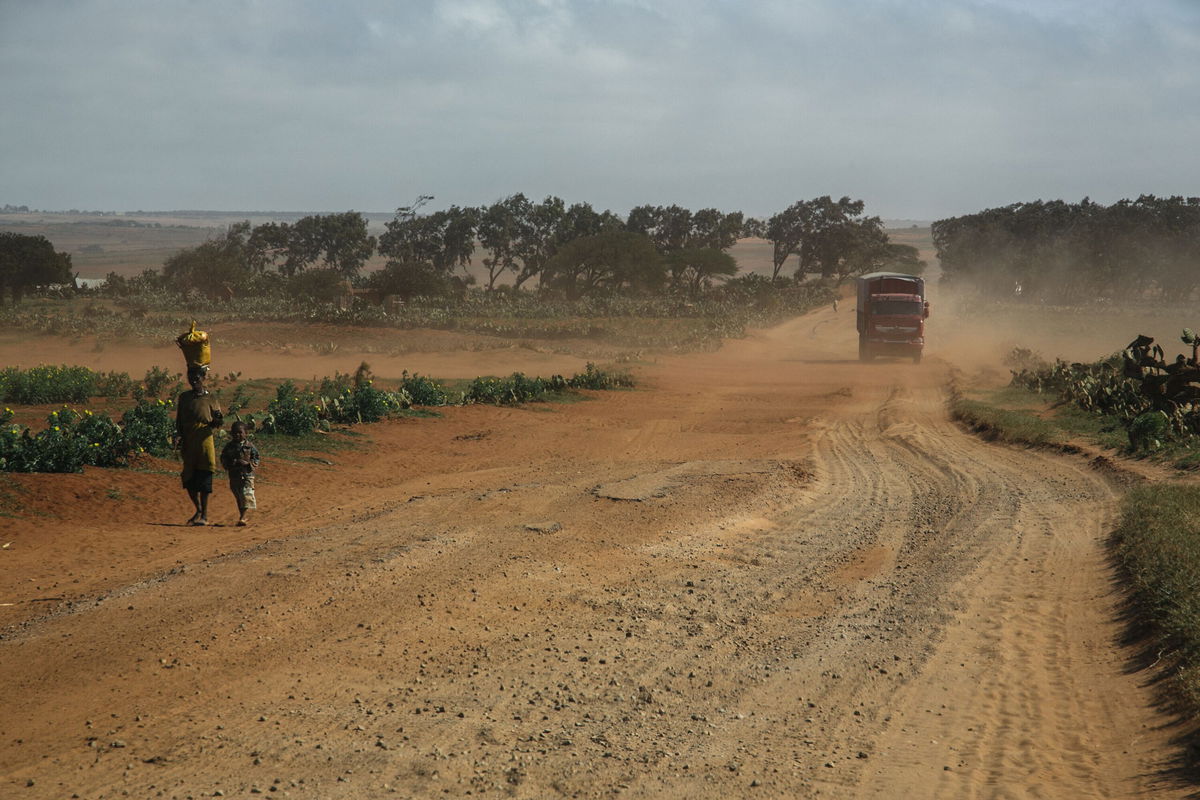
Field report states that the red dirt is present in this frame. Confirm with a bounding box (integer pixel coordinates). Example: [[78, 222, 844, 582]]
[[1, 303, 1195, 798]]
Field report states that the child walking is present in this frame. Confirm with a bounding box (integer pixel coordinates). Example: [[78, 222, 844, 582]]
[[220, 421, 260, 527]]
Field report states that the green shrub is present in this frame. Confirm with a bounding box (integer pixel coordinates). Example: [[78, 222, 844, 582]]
[[322, 384, 403, 424], [463, 373, 557, 405], [262, 381, 321, 436], [318, 371, 353, 399], [95, 370, 134, 397], [567, 362, 634, 390], [120, 398, 176, 457], [398, 371, 449, 406], [224, 383, 254, 414], [0, 407, 128, 473], [1129, 411, 1169, 452], [142, 366, 182, 399]]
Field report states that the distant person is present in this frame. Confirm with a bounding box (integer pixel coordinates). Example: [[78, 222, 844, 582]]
[[175, 366, 223, 526], [220, 421, 260, 527], [832, 298, 839, 312]]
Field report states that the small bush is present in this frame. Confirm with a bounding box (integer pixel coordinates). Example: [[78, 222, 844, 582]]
[[464, 373, 549, 405], [0, 407, 129, 473], [324, 384, 404, 424], [1129, 411, 1169, 452], [262, 381, 321, 436], [143, 366, 182, 399], [318, 371, 353, 399], [399, 371, 449, 406], [567, 363, 634, 390], [1003, 346, 1049, 373], [120, 398, 176, 457], [95, 371, 134, 397]]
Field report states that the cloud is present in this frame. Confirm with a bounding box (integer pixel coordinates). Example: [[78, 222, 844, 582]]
[[1, 0, 1197, 218]]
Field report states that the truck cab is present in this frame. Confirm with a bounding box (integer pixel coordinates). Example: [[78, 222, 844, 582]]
[[856, 272, 929, 363]]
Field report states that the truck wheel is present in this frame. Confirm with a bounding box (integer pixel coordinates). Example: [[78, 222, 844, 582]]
[[912, 351, 922, 364]]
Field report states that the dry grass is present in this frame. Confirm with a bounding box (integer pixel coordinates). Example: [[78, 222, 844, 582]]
[[1112, 484, 1200, 715]]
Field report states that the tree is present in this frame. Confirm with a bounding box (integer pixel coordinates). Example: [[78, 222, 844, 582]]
[[379, 205, 477, 272], [794, 197, 870, 278], [764, 202, 807, 281], [0, 232, 73, 303], [625, 204, 693, 254], [558, 202, 623, 243], [876, 243, 926, 276], [375, 201, 478, 300], [162, 222, 255, 296], [303, 212, 376, 278], [542, 230, 663, 300], [364, 261, 472, 301], [510, 195, 567, 290], [477, 194, 531, 291], [248, 213, 376, 278], [761, 196, 886, 282], [663, 247, 738, 297], [246, 222, 296, 274], [931, 196, 1200, 301], [690, 209, 745, 251]]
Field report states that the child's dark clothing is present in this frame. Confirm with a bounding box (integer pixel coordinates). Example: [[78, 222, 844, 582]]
[[220, 440, 260, 510]]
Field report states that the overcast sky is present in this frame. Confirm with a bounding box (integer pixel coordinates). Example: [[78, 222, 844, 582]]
[[2, 0, 1197, 220]]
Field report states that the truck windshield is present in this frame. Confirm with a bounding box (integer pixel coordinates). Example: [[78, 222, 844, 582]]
[[871, 300, 923, 316]]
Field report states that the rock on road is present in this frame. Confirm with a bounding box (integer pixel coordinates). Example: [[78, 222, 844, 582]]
[[0, 308, 1189, 798]]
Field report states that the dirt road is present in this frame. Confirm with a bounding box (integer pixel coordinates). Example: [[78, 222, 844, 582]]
[[1, 308, 1191, 798]]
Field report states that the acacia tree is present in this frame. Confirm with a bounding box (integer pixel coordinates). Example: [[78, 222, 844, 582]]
[[477, 194, 530, 290], [376, 203, 479, 297], [0, 232, 73, 303], [690, 208, 745, 251], [626, 204, 695, 254], [246, 222, 295, 274], [663, 247, 737, 297], [542, 230, 663, 300], [761, 196, 887, 282], [163, 222, 255, 295], [248, 212, 375, 278], [558, 201, 623, 243], [378, 204, 478, 269], [511, 195, 567, 290], [797, 197, 861, 277], [304, 212, 377, 277], [764, 202, 808, 281]]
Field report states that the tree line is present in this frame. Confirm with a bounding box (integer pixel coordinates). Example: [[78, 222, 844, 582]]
[[90, 194, 922, 304], [933, 195, 1200, 302]]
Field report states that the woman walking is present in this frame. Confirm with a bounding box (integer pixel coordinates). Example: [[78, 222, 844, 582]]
[[176, 366, 223, 526]]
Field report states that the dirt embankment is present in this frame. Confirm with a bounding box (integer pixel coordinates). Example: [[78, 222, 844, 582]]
[[0, 305, 1194, 798]]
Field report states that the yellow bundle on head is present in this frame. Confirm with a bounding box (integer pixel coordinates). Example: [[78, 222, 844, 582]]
[[176, 320, 211, 368]]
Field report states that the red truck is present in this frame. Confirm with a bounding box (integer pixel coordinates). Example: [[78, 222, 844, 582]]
[[856, 272, 930, 363]]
